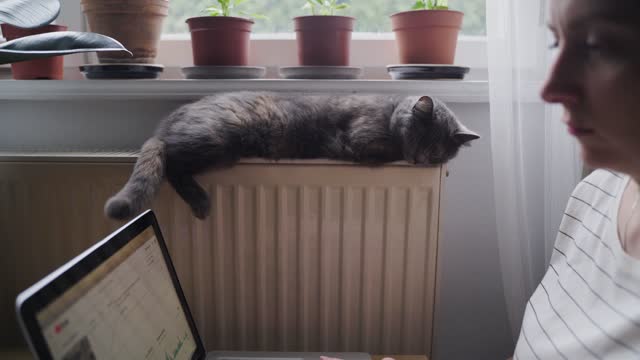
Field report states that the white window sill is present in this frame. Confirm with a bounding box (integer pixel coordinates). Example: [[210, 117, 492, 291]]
[[0, 79, 489, 103]]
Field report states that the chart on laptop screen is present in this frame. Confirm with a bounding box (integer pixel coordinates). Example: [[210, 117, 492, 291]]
[[35, 227, 197, 360]]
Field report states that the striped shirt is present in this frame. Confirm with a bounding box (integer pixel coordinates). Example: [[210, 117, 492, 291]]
[[514, 169, 640, 360]]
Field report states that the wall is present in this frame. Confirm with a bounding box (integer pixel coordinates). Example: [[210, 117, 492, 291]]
[[0, 99, 514, 360], [435, 103, 513, 359]]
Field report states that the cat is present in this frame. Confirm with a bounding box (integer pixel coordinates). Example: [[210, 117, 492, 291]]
[[105, 92, 479, 220]]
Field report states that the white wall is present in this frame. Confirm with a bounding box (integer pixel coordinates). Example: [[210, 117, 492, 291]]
[[0, 99, 514, 359], [435, 103, 513, 359]]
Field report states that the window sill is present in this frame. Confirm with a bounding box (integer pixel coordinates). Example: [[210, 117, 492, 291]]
[[0, 79, 489, 103]]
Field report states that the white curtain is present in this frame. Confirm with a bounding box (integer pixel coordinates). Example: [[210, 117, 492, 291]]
[[486, 0, 583, 341]]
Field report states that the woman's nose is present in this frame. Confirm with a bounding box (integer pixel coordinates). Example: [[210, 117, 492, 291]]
[[540, 49, 581, 106]]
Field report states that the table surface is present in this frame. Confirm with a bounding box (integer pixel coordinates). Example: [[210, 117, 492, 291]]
[[0, 349, 428, 360]]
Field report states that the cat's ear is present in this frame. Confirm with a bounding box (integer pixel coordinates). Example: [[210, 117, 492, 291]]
[[412, 96, 434, 118], [454, 123, 481, 145]]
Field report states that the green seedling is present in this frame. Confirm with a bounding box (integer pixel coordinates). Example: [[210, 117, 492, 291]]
[[303, 0, 350, 16], [411, 0, 449, 10], [204, 0, 267, 20]]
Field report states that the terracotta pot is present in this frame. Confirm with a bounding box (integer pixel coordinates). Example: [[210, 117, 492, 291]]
[[391, 10, 463, 64], [0, 24, 67, 80], [294, 15, 354, 66], [186, 16, 253, 66], [80, 0, 168, 64]]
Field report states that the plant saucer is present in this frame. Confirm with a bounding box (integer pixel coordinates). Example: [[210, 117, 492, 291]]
[[79, 64, 164, 79], [386, 64, 469, 80], [181, 66, 266, 79], [279, 66, 363, 80]]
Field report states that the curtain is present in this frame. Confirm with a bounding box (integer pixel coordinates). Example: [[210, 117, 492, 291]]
[[486, 0, 583, 341]]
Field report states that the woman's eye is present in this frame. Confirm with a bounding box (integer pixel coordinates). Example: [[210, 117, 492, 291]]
[[547, 27, 560, 50], [584, 33, 623, 56], [585, 38, 602, 51], [584, 40, 619, 60]]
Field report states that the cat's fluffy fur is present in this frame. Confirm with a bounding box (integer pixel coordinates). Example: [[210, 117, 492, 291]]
[[105, 92, 479, 220]]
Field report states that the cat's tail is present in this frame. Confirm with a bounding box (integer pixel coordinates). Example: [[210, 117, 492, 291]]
[[105, 138, 166, 220]]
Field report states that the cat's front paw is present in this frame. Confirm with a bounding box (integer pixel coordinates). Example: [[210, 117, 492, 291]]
[[190, 197, 211, 219], [105, 197, 133, 220]]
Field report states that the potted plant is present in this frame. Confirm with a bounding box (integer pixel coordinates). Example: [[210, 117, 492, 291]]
[[0, 0, 129, 79], [294, 0, 354, 66], [1, 23, 68, 79], [390, 0, 463, 64], [186, 0, 265, 66], [80, 0, 169, 64]]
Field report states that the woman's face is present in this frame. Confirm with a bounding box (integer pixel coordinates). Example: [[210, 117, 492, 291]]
[[542, 0, 640, 173]]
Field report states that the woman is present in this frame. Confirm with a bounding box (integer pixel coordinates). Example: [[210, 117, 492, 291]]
[[513, 0, 640, 359]]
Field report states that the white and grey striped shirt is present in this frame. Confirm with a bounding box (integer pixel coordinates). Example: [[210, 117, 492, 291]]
[[515, 169, 640, 360]]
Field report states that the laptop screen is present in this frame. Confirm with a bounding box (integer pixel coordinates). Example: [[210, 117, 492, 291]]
[[33, 226, 198, 360]]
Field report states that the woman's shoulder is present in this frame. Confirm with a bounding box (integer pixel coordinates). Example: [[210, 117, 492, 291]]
[[573, 168, 626, 198], [583, 168, 624, 183], [562, 169, 628, 225]]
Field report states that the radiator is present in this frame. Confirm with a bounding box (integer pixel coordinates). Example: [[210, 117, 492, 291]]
[[0, 158, 443, 356]]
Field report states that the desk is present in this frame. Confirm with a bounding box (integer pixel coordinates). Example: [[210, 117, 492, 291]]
[[0, 350, 428, 360], [0, 348, 32, 360], [372, 356, 428, 360]]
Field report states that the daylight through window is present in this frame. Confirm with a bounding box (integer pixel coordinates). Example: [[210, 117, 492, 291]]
[[163, 0, 486, 36]]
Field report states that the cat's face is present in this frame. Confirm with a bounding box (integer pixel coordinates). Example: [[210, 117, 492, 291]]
[[403, 96, 480, 165]]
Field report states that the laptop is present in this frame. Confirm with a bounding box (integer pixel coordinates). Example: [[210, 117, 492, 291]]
[[15, 210, 371, 360]]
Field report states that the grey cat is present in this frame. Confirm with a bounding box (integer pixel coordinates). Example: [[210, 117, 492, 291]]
[[105, 92, 479, 220]]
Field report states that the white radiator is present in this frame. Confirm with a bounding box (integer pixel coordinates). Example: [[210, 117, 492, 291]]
[[0, 158, 443, 356]]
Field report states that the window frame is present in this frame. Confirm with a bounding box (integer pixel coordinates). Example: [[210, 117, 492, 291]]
[[50, 3, 488, 78], [156, 34, 487, 70]]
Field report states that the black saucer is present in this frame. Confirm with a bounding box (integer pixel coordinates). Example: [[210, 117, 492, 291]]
[[387, 64, 470, 80], [79, 64, 164, 79]]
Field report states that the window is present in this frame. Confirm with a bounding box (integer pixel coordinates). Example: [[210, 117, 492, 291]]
[[163, 0, 486, 36], [52, 0, 487, 75]]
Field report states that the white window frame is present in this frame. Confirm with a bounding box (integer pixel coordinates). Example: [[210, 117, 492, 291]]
[[157, 33, 487, 70], [53, 2, 488, 78]]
